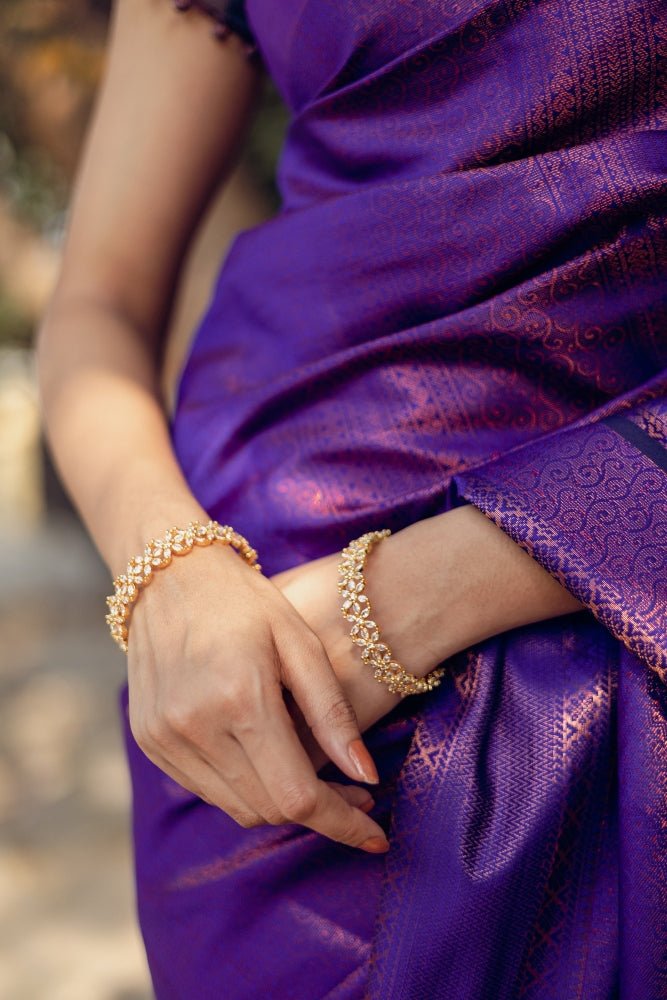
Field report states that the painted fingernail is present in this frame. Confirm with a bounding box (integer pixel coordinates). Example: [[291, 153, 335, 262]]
[[348, 739, 380, 784], [360, 835, 390, 853]]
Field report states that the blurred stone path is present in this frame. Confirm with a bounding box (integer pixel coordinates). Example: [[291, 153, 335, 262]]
[[0, 514, 153, 1000]]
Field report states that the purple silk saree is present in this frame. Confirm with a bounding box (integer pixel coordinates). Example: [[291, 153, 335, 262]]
[[118, 1, 667, 996]]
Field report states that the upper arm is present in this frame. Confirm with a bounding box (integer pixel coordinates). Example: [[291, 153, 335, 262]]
[[54, 0, 265, 341]]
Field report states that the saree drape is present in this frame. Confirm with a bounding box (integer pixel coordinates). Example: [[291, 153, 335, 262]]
[[118, 1, 667, 996]]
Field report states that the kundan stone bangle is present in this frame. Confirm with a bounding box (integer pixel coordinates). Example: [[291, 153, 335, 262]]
[[337, 529, 446, 696], [105, 519, 261, 653]]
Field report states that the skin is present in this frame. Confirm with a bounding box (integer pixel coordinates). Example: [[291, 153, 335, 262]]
[[35, 0, 586, 852], [272, 502, 586, 779]]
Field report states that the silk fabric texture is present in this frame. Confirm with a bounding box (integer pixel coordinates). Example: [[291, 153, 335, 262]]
[[118, 1, 667, 997]]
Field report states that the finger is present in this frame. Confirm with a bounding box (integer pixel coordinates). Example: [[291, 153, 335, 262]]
[[327, 781, 375, 814], [279, 632, 380, 787], [146, 742, 267, 828], [127, 697, 211, 800], [186, 753, 269, 828], [232, 688, 389, 852], [283, 688, 330, 772], [196, 733, 295, 827], [129, 702, 266, 825], [134, 737, 212, 802], [141, 702, 275, 827], [197, 730, 374, 822]]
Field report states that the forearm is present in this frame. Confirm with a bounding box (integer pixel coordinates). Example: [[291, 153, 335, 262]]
[[369, 503, 587, 675], [36, 291, 209, 579]]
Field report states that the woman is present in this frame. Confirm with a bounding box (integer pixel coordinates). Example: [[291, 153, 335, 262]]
[[36, 0, 666, 997]]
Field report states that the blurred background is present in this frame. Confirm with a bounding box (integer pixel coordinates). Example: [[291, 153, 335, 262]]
[[0, 2, 287, 996]]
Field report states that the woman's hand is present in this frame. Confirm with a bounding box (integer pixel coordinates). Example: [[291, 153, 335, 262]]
[[125, 542, 390, 853], [270, 552, 406, 773], [272, 503, 587, 772]]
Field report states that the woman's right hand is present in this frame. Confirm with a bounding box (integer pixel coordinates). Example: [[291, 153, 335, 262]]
[[125, 542, 391, 853]]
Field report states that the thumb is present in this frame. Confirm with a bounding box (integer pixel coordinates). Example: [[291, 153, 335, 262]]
[[281, 636, 380, 786]]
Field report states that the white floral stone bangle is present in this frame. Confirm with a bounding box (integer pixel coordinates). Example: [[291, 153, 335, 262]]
[[105, 519, 261, 653], [337, 529, 446, 696]]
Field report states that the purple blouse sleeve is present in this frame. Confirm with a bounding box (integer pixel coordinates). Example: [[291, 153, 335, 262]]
[[171, 0, 259, 58]]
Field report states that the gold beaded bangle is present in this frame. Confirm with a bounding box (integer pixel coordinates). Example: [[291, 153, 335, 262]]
[[337, 529, 446, 696], [104, 519, 261, 653]]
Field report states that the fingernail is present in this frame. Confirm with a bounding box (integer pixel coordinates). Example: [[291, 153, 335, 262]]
[[348, 739, 380, 784], [359, 796, 375, 814], [360, 835, 390, 853]]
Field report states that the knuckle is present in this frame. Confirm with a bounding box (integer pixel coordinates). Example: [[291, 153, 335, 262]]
[[142, 714, 170, 747], [218, 681, 255, 720], [320, 693, 358, 731], [217, 679, 245, 707], [162, 703, 199, 738], [337, 816, 365, 846], [129, 704, 156, 752], [225, 685, 268, 736], [229, 699, 257, 734], [128, 713, 149, 749], [173, 776, 202, 798], [278, 783, 319, 823], [231, 810, 264, 829], [262, 805, 287, 826], [132, 727, 152, 754]]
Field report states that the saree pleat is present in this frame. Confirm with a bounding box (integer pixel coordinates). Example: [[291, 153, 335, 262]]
[[119, 1, 667, 996]]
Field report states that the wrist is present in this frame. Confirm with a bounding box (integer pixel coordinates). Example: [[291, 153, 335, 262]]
[[108, 503, 215, 580], [369, 503, 585, 676], [362, 506, 497, 674], [101, 461, 212, 579]]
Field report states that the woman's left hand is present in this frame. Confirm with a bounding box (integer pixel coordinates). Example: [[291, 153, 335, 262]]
[[271, 503, 588, 773], [268, 510, 467, 772], [270, 548, 405, 773]]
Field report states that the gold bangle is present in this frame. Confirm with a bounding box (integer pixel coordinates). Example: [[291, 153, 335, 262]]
[[337, 529, 446, 696], [104, 519, 261, 653]]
